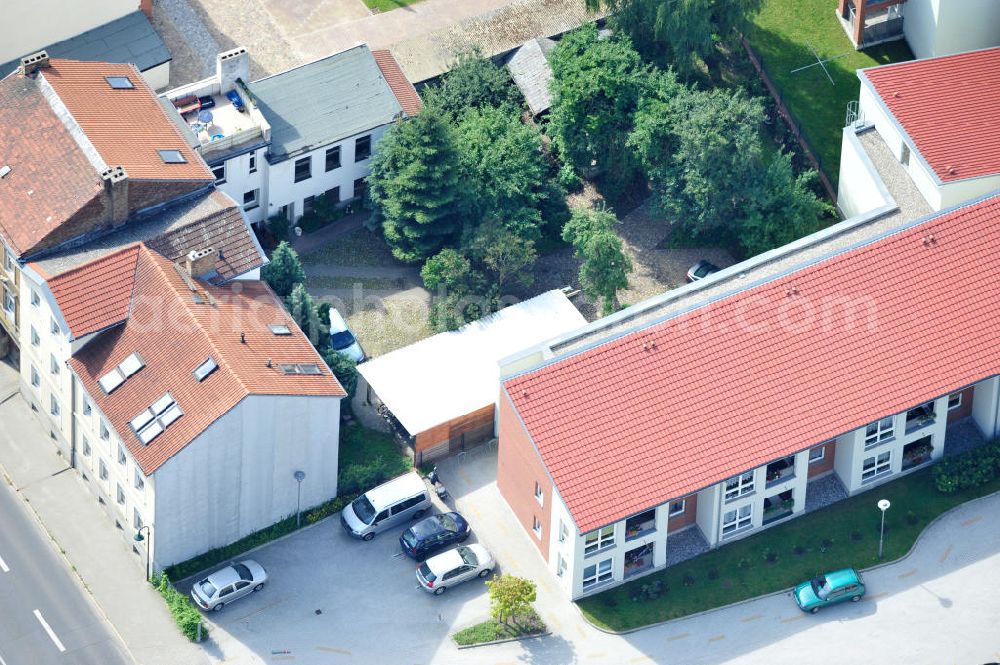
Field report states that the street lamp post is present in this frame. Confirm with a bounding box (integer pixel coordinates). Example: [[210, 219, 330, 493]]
[[134, 525, 152, 581], [294, 470, 306, 528], [877, 499, 891, 559]]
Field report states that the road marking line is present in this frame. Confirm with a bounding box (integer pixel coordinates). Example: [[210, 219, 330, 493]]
[[740, 613, 764, 623], [708, 634, 725, 642], [898, 569, 917, 579], [667, 632, 690, 641], [0, 553, 8, 572], [960, 515, 982, 527], [33, 609, 66, 652], [780, 615, 805, 623], [939, 544, 954, 564]]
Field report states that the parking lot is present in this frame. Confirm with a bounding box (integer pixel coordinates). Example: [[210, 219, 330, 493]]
[[190, 447, 536, 664]]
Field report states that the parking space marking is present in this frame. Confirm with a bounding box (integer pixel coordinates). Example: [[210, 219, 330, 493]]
[[667, 632, 690, 641], [740, 613, 764, 623], [898, 569, 917, 579], [0, 553, 8, 572], [33, 610, 65, 652], [315, 647, 351, 655], [939, 545, 954, 564], [960, 515, 982, 527], [708, 634, 725, 643], [780, 615, 804, 623]]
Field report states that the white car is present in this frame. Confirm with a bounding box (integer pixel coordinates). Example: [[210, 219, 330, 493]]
[[328, 308, 365, 362], [190, 560, 267, 611], [416, 544, 495, 595]]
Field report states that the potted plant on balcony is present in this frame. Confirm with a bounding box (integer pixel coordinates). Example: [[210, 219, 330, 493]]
[[904, 442, 933, 466]]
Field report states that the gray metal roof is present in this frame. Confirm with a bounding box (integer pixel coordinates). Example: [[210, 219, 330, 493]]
[[0, 11, 170, 77], [507, 37, 556, 116], [248, 45, 404, 163]]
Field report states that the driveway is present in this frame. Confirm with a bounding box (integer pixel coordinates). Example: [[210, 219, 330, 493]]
[[196, 447, 1000, 664]]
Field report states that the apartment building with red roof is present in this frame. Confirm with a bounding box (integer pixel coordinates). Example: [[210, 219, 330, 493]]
[[838, 47, 1000, 220], [496, 189, 999, 599], [28, 243, 344, 569]]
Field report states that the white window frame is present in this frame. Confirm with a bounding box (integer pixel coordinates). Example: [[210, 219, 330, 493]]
[[30, 289, 40, 308], [30, 365, 40, 388], [134, 468, 145, 491], [212, 163, 226, 184], [721, 504, 752, 537], [118, 443, 127, 466], [82, 435, 91, 457], [99, 459, 108, 481], [582, 558, 613, 589], [2, 285, 13, 314], [83, 397, 92, 417], [584, 525, 615, 555], [668, 499, 686, 517], [30, 325, 39, 347], [50, 317, 59, 335], [2, 247, 12, 273], [100, 420, 111, 441], [948, 392, 963, 411], [532, 516, 542, 537], [133, 507, 143, 530], [243, 188, 260, 210], [724, 472, 755, 501], [558, 520, 568, 543], [50, 395, 60, 417], [556, 553, 567, 577], [534, 481, 543, 505], [248, 152, 257, 174], [50, 353, 60, 375], [809, 445, 826, 463], [116, 483, 126, 506], [861, 451, 892, 482], [864, 416, 895, 449]]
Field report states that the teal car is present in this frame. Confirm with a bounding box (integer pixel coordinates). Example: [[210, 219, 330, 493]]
[[794, 568, 865, 613]]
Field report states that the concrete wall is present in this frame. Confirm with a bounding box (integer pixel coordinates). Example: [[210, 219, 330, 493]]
[[214, 147, 268, 225], [142, 61, 171, 92], [906, 0, 1000, 59], [152, 393, 341, 567], [939, 174, 1000, 210], [972, 377, 999, 440], [902, 0, 939, 59], [265, 125, 388, 224], [837, 127, 893, 218], [0, 0, 139, 63], [496, 392, 553, 563]]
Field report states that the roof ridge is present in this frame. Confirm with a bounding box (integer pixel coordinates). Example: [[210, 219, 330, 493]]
[[37, 68, 108, 175]]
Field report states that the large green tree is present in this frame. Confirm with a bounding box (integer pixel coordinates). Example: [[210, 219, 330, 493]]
[[548, 25, 647, 201], [588, 0, 762, 76], [423, 51, 522, 119], [286, 283, 325, 348], [262, 241, 306, 298], [368, 111, 465, 264], [562, 207, 632, 314]]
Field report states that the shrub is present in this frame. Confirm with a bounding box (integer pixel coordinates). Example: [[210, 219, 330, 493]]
[[337, 456, 400, 497], [266, 214, 289, 243], [558, 163, 583, 192], [933, 440, 1000, 493], [153, 573, 206, 641]]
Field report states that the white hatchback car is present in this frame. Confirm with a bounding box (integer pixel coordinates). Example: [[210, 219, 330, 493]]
[[190, 559, 268, 611], [328, 308, 366, 362], [416, 544, 495, 595]]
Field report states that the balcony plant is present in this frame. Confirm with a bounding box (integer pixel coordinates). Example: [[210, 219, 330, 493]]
[[903, 442, 933, 466]]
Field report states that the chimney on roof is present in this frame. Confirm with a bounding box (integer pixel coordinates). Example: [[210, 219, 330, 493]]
[[101, 166, 129, 227], [186, 247, 218, 279], [217, 47, 249, 95], [19, 50, 50, 76]]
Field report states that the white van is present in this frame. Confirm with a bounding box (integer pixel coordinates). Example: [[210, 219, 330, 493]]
[[340, 472, 430, 540]]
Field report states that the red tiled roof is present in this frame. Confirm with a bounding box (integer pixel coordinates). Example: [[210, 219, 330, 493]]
[[46, 245, 140, 339], [506, 194, 1000, 533], [42, 60, 213, 181], [69, 246, 344, 474], [863, 47, 1000, 183], [0, 70, 103, 255], [373, 50, 422, 116]]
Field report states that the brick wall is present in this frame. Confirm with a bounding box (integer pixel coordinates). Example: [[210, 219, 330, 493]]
[[667, 493, 698, 532], [947, 387, 974, 423], [496, 392, 552, 562], [807, 441, 836, 478]]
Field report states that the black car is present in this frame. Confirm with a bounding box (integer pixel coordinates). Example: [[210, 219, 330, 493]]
[[399, 512, 471, 560], [686, 259, 720, 283]]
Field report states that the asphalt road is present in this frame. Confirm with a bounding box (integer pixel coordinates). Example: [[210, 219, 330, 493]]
[[0, 479, 131, 665]]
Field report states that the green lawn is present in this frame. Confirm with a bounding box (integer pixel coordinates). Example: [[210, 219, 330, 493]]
[[339, 423, 411, 473], [578, 468, 1000, 632], [363, 0, 422, 12], [749, 0, 913, 185], [452, 609, 547, 646]]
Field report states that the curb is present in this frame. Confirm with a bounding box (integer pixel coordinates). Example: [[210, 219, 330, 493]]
[[454, 631, 551, 650], [577, 487, 1000, 635], [0, 457, 140, 665]]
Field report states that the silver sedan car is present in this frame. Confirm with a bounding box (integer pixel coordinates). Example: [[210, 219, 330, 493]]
[[190, 559, 268, 611], [416, 544, 495, 595]]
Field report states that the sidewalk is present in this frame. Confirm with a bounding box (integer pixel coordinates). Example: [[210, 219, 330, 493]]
[[289, 210, 367, 256], [0, 379, 210, 665]]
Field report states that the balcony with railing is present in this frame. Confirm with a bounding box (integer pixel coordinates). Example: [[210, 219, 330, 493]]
[[838, 0, 906, 49], [765, 455, 796, 488], [905, 402, 936, 435], [625, 509, 656, 542]]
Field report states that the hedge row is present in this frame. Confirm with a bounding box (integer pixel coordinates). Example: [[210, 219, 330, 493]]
[[153, 573, 206, 641], [933, 439, 1000, 493]]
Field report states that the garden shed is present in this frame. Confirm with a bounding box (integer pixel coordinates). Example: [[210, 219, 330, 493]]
[[357, 290, 586, 464]]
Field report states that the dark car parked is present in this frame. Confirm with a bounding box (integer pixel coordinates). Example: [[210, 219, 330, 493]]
[[399, 512, 471, 560]]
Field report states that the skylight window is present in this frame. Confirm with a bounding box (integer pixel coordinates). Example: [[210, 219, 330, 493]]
[[193, 357, 218, 382], [157, 149, 187, 164], [280, 363, 322, 375], [118, 352, 144, 378], [105, 76, 134, 89], [99, 368, 125, 394], [298, 364, 322, 375], [269, 324, 291, 335], [132, 393, 182, 445]]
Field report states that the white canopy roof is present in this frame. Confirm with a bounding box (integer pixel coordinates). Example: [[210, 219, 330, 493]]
[[358, 290, 586, 435]]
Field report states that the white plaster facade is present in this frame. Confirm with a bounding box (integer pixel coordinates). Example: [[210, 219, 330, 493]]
[[902, 0, 1000, 60]]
